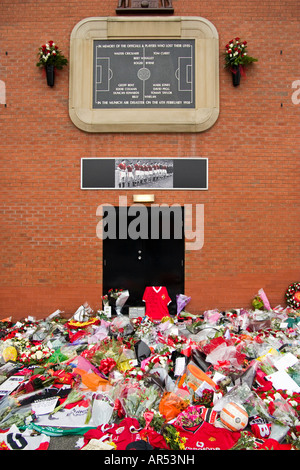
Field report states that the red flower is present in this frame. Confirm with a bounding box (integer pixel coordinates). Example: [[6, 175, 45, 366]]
[[268, 401, 276, 415], [99, 357, 117, 375], [114, 398, 125, 418]]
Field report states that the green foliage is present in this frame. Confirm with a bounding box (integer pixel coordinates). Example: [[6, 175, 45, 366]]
[[36, 40, 68, 69]]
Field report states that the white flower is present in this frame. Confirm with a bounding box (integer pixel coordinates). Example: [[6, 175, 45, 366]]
[[36, 350, 43, 360]]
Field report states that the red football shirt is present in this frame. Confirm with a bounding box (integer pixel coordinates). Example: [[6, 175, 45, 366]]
[[142, 286, 171, 321], [82, 418, 142, 450], [173, 421, 241, 450]]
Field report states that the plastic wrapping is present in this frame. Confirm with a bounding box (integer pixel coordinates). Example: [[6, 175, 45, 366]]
[[205, 343, 246, 371], [90, 391, 114, 426], [247, 311, 272, 332], [116, 381, 162, 419], [213, 383, 253, 412], [158, 390, 190, 422], [0, 294, 300, 449], [109, 314, 134, 337], [115, 290, 130, 314], [176, 294, 191, 315]]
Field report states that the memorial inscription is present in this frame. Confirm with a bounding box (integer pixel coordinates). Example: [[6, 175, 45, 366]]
[[93, 39, 195, 108]]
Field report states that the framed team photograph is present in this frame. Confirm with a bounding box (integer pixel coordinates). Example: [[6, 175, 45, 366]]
[[81, 158, 208, 190], [115, 158, 174, 189]]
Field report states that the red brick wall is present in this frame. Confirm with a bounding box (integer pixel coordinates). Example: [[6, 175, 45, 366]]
[[1, 0, 299, 320]]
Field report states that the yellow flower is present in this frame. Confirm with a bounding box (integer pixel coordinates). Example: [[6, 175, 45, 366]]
[[108, 442, 117, 450]]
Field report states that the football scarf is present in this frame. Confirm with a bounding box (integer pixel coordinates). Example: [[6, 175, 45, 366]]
[[0, 425, 50, 450]]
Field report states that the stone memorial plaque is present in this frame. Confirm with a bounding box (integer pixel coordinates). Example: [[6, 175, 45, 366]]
[[93, 39, 195, 108], [69, 16, 219, 132]]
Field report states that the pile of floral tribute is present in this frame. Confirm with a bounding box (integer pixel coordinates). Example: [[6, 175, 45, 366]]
[[0, 288, 300, 451]]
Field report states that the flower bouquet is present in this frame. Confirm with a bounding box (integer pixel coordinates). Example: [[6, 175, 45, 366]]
[[19, 344, 54, 365], [158, 390, 190, 422], [117, 381, 161, 419], [174, 405, 205, 427], [36, 40, 68, 69], [230, 430, 261, 450], [108, 288, 124, 300], [134, 316, 157, 349], [109, 314, 134, 338], [141, 353, 171, 373], [50, 386, 85, 415], [257, 388, 300, 426], [115, 290, 129, 315], [138, 409, 166, 433], [5, 336, 54, 366], [81, 337, 124, 372], [163, 424, 187, 450], [91, 392, 115, 426], [176, 294, 191, 319], [36, 40, 68, 87], [224, 37, 258, 86], [103, 288, 126, 315], [286, 426, 300, 450]]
